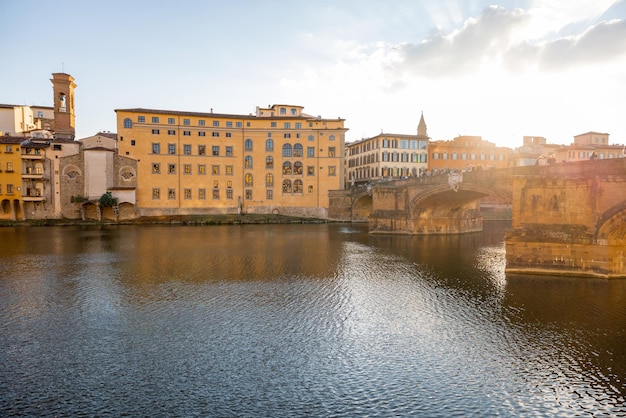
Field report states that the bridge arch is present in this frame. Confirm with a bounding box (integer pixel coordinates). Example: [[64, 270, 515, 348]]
[[351, 191, 373, 221], [596, 202, 626, 245], [409, 183, 512, 218]]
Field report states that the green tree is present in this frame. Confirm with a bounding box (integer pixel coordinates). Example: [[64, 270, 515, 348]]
[[98, 192, 118, 207]]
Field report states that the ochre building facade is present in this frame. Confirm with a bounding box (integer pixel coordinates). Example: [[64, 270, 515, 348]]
[[116, 104, 347, 218]]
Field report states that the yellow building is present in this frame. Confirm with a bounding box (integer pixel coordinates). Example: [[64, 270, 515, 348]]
[[115, 104, 347, 218], [0, 136, 24, 220], [429, 135, 511, 172]]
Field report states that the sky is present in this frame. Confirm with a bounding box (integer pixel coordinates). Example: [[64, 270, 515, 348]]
[[1, 0, 625, 148]]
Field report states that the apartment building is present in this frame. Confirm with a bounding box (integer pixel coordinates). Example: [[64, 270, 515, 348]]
[[115, 104, 347, 218], [428, 135, 511, 172], [346, 113, 429, 186]]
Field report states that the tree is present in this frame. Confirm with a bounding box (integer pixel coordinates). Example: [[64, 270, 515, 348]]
[[98, 192, 118, 207]]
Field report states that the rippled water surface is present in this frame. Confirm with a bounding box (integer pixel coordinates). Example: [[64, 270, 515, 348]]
[[1, 222, 625, 417]]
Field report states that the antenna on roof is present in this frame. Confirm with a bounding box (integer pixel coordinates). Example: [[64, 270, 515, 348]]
[[62, 62, 64, 72]]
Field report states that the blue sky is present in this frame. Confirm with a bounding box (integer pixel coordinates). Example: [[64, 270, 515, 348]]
[[1, 0, 625, 147]]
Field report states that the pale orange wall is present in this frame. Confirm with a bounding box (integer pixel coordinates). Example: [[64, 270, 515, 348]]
[[116, 107, 346, 215]]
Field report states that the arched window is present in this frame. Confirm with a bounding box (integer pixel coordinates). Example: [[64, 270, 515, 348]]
[[266, 156, 273, 169], [245, 156, 253, 168], [245, 173, 253, 186], [308, 135, 314, 141], [293, 143, 303, 157], [245, 138, 253, 151], [123, 118, 133, 128], [329, 135, 335, 141], [265, 138, 274, 151], [282, 179, 292, 193], [283, 162, 292, 175], [265, 173, 273, 187], [294, 161, 303, 175], [282, 144, 292, 157], [294, 180, 303, 193]]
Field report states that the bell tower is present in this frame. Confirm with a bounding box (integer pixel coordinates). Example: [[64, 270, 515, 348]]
[[417, 111, 428, 138], [51, 73, 77, 139]]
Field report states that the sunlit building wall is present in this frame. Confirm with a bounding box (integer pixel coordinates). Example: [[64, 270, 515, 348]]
[[116, 104, 347, 218]]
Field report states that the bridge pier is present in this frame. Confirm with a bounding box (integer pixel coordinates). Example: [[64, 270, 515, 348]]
[[504, 159, 626, 279]]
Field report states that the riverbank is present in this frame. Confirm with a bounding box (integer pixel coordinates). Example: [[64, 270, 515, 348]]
[[0, 214, 338, 227]]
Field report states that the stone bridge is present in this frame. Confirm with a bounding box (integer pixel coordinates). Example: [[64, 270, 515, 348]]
[[328, 158, 626, 278]]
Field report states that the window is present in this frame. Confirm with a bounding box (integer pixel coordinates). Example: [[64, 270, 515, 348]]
[[266, 189, 273, 200], [184, 144, 191, 155], [266, 173, 274, 186], [227, 180, 232, 188], [226, 121, 233, 128], [294, 144, 303, 157], [199, 120, 206, 126], [282, 179, 292, 193], [266, 139, 274, 151], [183, 131, 191, 136], [198, 164, 206, 174], [212, 165, 220, 175], [198, 145, 206, 155], [168, 164, 176, 174], [282, 144, 292, 157], [225, 165, 233, 175], [199, 189, 206, 200], [199, 132, 206, 137], [280, 107, 286, 115], [138, 116, 145, 123], [152, 143, 160, 154], [152, 188, 160, 199], [213, 189, 220, 200], [245, 173, 253, 186], [245, 189, 252, 200], [226, 146, 233, 157], [226, 189, 234, 199], [245, 139, 253, 151], [295, 122, 302, 129], [184, 164, 192, 174], [212, 146, 219, 156], [212, 132, 219, 137], [284, 122, 291, 129], [245, 156, 253, 168], [168, 188, 176, 200], [213, 121, 219, 127], [168, 118, 175, 124], [294, 162, 303, 175], [152, 163, 161, 174], [236, 122, 243, 128], [308, 185, 313, 193], [329, 166, 336, 176], [329, 135, 336, 141], [183, 119, 190, 126], [271, 121, 277, 128], [225, 132, 232, 138], [307, 166, 315, 175], [266, 156, 274, 169], [308, 135, 314, 141], [307, 147, 315, 157], [124, 118, 132, 128], [294, 180, 303, 193], [328, 147, 336, 157], [152, 117, 159, 123], [283, 162, 292, 175], [6, 162, 14, 172], [184, 188, 192, 199], [284, 133, 291, 139], [131, 140, 136, 146], [168, 144, 176, 154], [152, 129, 160, 135]]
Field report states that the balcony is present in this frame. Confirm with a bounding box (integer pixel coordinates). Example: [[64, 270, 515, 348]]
[[22, 196, 45, 202], [22, 173, 44, 180], [21, 152, 44, 160]]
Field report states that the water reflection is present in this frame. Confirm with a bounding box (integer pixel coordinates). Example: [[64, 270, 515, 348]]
[[0, 222, 624, 417]]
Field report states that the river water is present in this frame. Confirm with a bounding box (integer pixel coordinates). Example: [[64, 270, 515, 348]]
[[0, 222, 624, 417]]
